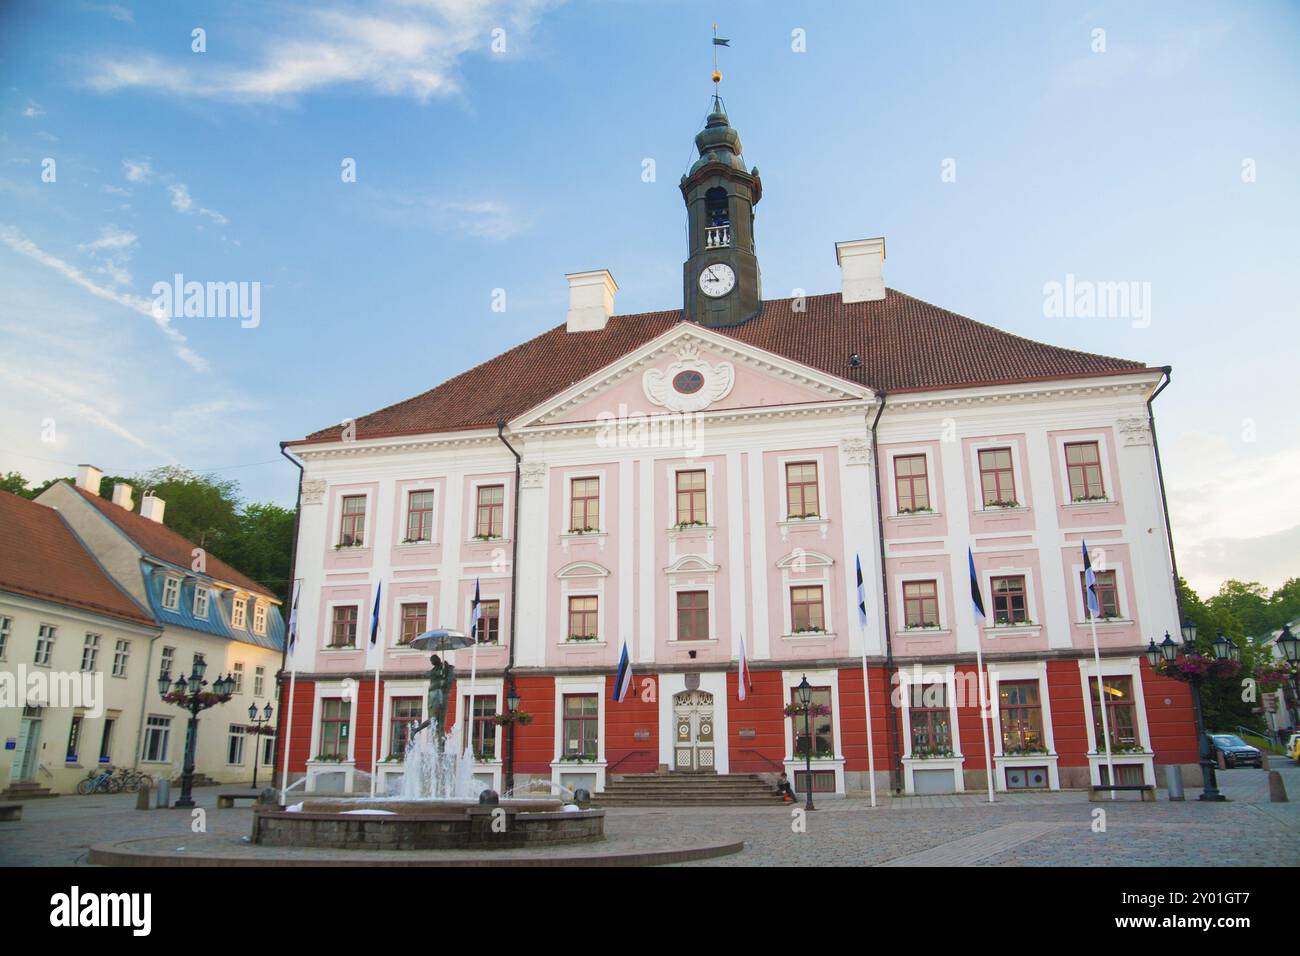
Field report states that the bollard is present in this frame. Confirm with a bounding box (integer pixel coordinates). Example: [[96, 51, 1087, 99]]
[[135, 782, 152, 811], [1165, 765, 1185, 801], [155, 777, 171, 808], [1268, 770, 1288, 803]]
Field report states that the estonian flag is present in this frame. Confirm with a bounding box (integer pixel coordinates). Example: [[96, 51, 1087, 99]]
[[470, 578, 482, 643], [738, 636, 753, 701], [613, 640, 633, 703], [286, 581, 299, 651], [369, 581, 382, 646], [1082, 540, 1099, 619], [712, 37, 730, 46], [856, 553, 868, 627], [968, 547, 986, 626]]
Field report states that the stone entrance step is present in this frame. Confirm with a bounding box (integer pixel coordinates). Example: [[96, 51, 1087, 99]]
[[596, 772, 779, 807]]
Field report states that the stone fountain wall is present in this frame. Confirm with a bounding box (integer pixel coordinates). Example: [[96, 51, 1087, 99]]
[[252, 807, 605, 851]]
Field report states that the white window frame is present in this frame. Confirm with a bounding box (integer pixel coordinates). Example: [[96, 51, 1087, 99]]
[[322, 598, 363, 651], [1076, 657, 1156, 787], [193, 586, 210, 619], [1054, 431, 1116, 505], [897, 663, 967, 794], [668, 582, 717, 644], [987, 661, 1061, 791], [393, 597, 434, 651], [34, 624, 56, 666], [894, 571, 949, 634], [142, 714, 172, 763], [968, 438, 1028, 511], [462, 591, 504, 645], [254, 665, 265, 698], [468, 477, 512, 543], [555, 561, 609, 646], [253, 602, 267, 636], [231, 595, 248, 629], [777, 453, 828, 520], [232, 661, 244, 694], [335, 490, 372, 549], [227, 723, 247, 766], [309, 681, 358, 764], [667, 461, 715, 529], [887, 446, 940, 516], [112, 639, 130, 678], [0, 615, 9, 660], [779, 668, 846, 795], [402, 486, 438, 544], [562, 470, 606, 535], [775, 549, 835, 637], [1070, 555, 1130, 623], [550, 675, 607, 792], [981, 565, 1040, 631], [161, 575, 181, 610], [80, 633, 100, 672]]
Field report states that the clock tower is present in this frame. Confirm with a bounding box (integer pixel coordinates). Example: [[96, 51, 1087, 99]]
[[680, 97, 763, 327]]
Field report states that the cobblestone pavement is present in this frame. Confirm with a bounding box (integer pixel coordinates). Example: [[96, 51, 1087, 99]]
[[2, 767, 1297, 867]]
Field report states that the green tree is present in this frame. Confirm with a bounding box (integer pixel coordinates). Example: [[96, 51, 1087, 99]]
[[0, 472, 31, 497], [219, 502, 295, 604], [130, 466, 240, 549]]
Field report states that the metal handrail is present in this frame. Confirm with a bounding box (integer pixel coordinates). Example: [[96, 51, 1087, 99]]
[[737, 749, 784, 773], [607, 749, 655, 775]]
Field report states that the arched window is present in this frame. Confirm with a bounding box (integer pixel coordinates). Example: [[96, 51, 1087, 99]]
[[704, 187, 731, 248]]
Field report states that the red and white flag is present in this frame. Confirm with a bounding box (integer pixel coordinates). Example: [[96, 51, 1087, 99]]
[[738, 636, 753, 701]]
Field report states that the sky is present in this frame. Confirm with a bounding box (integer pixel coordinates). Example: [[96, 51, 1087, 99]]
[[1, 0, 1298, 598]]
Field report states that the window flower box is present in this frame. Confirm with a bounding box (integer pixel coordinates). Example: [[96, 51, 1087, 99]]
[[558, 753, 598, 764], [565, 634, 599, 643], [567, 526, 600, 535], [896, 506, 934, 516]]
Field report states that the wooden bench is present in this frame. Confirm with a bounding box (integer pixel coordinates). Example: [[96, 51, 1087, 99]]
[[216, 792, 261, 809], [1089, 784, 1156, 802], [0, 803, 22, 821]]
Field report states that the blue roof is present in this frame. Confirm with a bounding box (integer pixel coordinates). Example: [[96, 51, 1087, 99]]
[[142, 563, 285, 652]]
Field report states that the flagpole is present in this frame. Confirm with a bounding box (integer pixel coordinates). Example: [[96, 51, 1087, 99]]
[[368, 582, 382, 799], [1090, 615, 1116, 799], [860, 631, 877, 809], [975, 642, 995, 803], [279, 669, 296, 805]]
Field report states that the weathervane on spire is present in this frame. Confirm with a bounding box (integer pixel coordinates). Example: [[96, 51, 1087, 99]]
[[711, 24, 729, 96]]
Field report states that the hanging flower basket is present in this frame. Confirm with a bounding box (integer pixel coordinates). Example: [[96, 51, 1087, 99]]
[[1155, 654, 1240, 682], [783, 703, 831, 718], [1254, 660, 1298, 691], [493, 711, 533, 727]]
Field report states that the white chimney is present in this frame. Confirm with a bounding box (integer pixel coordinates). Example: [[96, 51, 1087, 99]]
[[76, 464, 103, 496], [565, 269, 618, 332], [111, 482, 134, 512], [140, 493, 166, 524], [835, 238, 886, 303]]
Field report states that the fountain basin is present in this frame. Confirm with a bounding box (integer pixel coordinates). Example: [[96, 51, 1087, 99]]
[[253, 802, 604, 851]]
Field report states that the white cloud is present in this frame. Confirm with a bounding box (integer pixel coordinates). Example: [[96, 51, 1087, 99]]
[[0, 225, 206, 371], [167, 182, 228, 225], [84, 0, 558, 104], [79, 225, 137, 253], [123, 157, 152, 183], [85, 2, 134, 23], [22, 101, 45, 119], [365, 189, 530, 240]]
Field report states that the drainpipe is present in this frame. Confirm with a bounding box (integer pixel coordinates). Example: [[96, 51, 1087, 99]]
[[1145, 367, 1181, 618], [131, 631, 164, 773], [496, 422, 523, 795], [869, 391, 903, 793], [272, 442, 305, 789]]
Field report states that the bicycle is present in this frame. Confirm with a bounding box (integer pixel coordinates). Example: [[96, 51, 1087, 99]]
[[76, 768, 122, 794], [114, 766, 153, 792]]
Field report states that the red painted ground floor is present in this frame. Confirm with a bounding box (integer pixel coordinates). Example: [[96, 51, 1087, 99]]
[[275, 655, 1199, 797]]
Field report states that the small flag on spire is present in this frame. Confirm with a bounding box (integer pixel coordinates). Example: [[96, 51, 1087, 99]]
[[712, 37, 730, 46], [613, 640, 633, 703]]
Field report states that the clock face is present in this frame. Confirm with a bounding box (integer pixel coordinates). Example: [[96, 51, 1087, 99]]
[[698, 263, 736, 298]]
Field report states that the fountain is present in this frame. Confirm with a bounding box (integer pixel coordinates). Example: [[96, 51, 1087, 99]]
[[252, 629, 604, 850]]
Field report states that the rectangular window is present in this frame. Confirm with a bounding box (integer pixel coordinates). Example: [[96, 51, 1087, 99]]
[[160, 646, 175, 676], [790, 686, 834, 758], [569, 477, 600, 532], [991, 575, 1029, 624], [389, 697, 422, 758], [66, 715, 83, 762], [319, 698, 351, 758], [478, 600, 501, 644], [34, 624, 55, 665], [562, 694, 599, 758], [194, 587, 210, 619], [903, 580, 939, 628], [399, 603, 427, 645], [978, 447, 1017, 507], [790, 586, 825, 633], [463, 695, 497, 760], [406, 490, 435, 542], [1099, 764, 1145, 786], [909, 683, 952, 755], [112, 640, 130, 678], [339, 494, 366, 546], [232, 597, 247, 629], [253, 603, 267, 635], [567, 596, 598, 640], [1065, 441, 1105, 501], [999, 681, 1045, 752], [330, 605, 359, 647], [227, 724, 246, 765], [675, 591, 710, 641], [99, 718, 115, 763], [81, 634, 100, 672], [675, 469, 707, 526], [262, 736, 275, 767], [0, 615, 9, 659], [785, 461, 820, 518], [475, 485, 505, 539], [162, 576, 181, 610], [143, 715, 171, 762], [1081, 570, 1120, 620], [233, 661, 244, 694], [254, 665, 265, 698], [894, 454, 931, 513], [794, 769, 837, 794], [1088, 676, 1139, 751]]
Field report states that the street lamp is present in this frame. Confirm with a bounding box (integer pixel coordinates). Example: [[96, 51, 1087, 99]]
[[796, 675, 815, 812], [157, 661, 236, 808], [503, 677, 521, 796], [1276, 624, 1300, 733], [248, 701, 274, 791], [1148, 626, 1235, 802]]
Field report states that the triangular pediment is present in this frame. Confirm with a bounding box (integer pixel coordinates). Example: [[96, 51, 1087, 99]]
[[515, 323, 871, 428]]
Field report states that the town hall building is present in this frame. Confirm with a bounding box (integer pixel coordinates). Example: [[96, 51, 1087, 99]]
[[277, 95, 1197, 800]]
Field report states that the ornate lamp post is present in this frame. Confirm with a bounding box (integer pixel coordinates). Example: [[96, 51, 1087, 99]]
[[248, 701, 274, 791], [796, 675, 815, 812], [504, 678, 521, 796], [157, 657, 236, 808], [1276, 624, 1300, 732], [1145, 620, 1237, 803]]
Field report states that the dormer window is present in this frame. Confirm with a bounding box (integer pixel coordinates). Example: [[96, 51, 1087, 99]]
[[253, 602, 267, 635], [232, 596, 248, 629], [194, 587, 210, 619], [704, 187, 731, 248], [161, 576, 181, 611]]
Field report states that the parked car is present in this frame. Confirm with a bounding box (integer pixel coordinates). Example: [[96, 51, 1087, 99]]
[[1210, 734, 1263, 768], [1286, 733, 1300, 765]]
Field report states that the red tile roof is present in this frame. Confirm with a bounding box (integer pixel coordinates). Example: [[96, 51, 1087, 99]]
[[0, 491, 155, 626], [297, 290, 1152, 444], [71, 486, 276, 599]]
